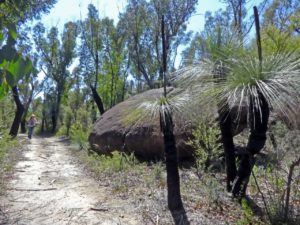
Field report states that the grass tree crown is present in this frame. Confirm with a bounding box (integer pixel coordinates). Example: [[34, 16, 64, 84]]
[[173, 51, 300, 127]]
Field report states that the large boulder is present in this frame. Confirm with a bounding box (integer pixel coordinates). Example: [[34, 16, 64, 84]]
[[89, 87, 247, 160]]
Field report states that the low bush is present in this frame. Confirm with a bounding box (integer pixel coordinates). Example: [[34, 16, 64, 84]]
[[187, 118, 223, 174], [81, 150, 138, 175]]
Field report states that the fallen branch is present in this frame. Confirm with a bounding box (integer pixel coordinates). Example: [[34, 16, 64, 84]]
[[89, 207, 109, 212], [8, 188, 57, 191]]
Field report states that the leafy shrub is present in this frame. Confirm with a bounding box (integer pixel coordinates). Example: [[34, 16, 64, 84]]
[[0, 133, 17, 163], [70, 123, 90, 149], [187, 118, 223, 174], [202, 175, 224, 207]]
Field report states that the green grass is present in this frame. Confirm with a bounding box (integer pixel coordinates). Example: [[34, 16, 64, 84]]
[[80, 150, 138, 175], [121, 108, 145, 127]]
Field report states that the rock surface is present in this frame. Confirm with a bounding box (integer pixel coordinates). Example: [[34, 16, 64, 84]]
[[89, 87, 249, 160], [89, 87, 192, 159]]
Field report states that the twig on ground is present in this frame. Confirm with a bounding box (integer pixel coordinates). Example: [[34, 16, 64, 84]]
[[8, 188, 57, 191], [252, 171, 272, 222], [89, 207, 109, 212]]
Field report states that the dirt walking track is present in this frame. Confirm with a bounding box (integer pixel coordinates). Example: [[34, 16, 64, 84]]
[[0, 136, 140, 225]]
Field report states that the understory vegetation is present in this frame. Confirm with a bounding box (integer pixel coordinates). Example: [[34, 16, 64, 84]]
[[0, 134, 20, 195], [68, 118, 300, 224]]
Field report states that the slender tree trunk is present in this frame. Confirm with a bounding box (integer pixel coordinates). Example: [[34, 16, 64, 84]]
[[51, 106, 56, 133], [41, 109, 46, 133], [9, 86, 25, 137], [20, 109, 29, 133], [110, 70, 115, 108], [218, 102, 237, 192], [20, 84, 34, 133], [90, 85, 105, 115], [160, 16, 188, 224], [284, 157, 300, 222], [122, 73, 127, 102], [51, 93, 61, 133]]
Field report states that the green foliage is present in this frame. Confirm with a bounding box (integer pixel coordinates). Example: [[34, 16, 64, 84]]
[[0, 0, 55, 99], [82, 151, 137, 175], [0, 132, 19, 194], [202, 175, 224, 207], [237, 198, 261, 225], [0, 96, 15, 130], [261, 26, 300, 55], [262, 0, 300, 33], [0, 132, 18, 167], [118, 0, 197, 88], [69, 123, 89, 149], [249, 162, 300, 224], [187, 118, 222, 172], [121, 108, 145, 127]]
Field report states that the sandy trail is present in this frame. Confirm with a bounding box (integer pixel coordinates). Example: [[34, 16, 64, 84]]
[[0, 136, 139, 225]]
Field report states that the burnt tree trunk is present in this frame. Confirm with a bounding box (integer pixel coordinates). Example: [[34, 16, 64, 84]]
[[160, 16, 188, 224], [218, 102, 237, 192], [20, 85, 34, 133], [230, 7, 269, 197], [90, 85, 105, 115], [160, 110, 184, 212], [231, 91, 269, 197], [51, 106, 56, 133], [20, 110, 29, 133], [9, 86, 24, 137], [41, 109, 46, 133]]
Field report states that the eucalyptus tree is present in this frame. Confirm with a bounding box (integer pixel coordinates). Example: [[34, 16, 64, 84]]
[[78, 3, 105, 115], [69, 66, 84, 122], [219, 0, 247, 41], [182, 9, 233, 65], [118, 0, 197, 90], [99, 17, 128, 108], [33, 21, 77, 132], [262, 0, 300, 34], [0, 0, 56, 136]]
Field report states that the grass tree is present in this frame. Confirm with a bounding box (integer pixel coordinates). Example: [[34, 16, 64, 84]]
[[132, 15, 189, 224], [159, 15, 188, 224], [174, 7, 300, 198]]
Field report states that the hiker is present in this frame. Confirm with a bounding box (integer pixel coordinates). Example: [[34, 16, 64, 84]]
[[27, 114, 38, 139]]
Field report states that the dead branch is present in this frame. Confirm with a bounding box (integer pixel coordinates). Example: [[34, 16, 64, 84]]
[[8, 188, 57, 191], [89, 207, 109, 212]]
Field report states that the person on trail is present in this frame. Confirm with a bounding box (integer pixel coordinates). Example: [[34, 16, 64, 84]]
[[27, 114, 38, 139]]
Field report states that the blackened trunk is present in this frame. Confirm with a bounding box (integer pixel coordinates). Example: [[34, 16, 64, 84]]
[[41, 109, 46, 134], [218, 103, 237, 192], [20, 111, 28, 133], [51, 90, 63, 133], [20, 85, 34, 133], [90, 85, 105, 115], [41, 99, 46, 133], [232, 92, 269, 197], [160, 110, 183, 212], [9, 86, 25, 137], [51, 106, 56, 133]]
